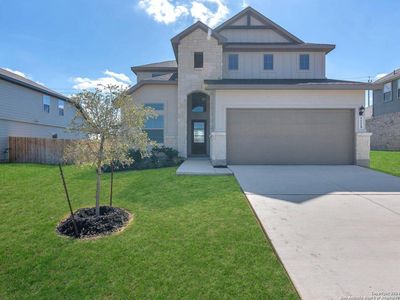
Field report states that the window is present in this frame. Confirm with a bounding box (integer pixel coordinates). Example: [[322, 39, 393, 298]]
[[383, 82, 392, 102], [194, 52, 203, 68], [144, 103, 164, 143], [191, 94, 207, 113], [299, 54, 310, 70], [228, 54, 239, 70], [264, 54, 274, 70], [58, 100, 65, 116], [43, 95, 50, 113], [398, 79, 400, 99]]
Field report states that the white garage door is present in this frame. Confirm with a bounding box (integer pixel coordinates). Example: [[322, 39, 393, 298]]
[[227, 109, 355, 165]]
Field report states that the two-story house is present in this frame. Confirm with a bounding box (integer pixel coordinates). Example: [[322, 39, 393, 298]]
[[128, 7, 377, 167], [367, 68, 400, 150], [0, 68, 81, 161]]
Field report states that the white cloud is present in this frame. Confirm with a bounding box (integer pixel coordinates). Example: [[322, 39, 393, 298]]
[[72, 70, 132, 90], [375, 73, 387, 80], [104, 70, 132, 83], [138, 0, 229, 27], [3, 67, 28, 78], [190, 0, 229, 27], [139, 0, 189, 24], [241, 0, 249, 8]]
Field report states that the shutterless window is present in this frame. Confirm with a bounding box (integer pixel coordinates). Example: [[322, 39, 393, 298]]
[[194, 52, 203, 68], [228, 54, 239, 70], [383, 82, 392, 102], [144, 103, 164, 143], [264, 54, 274, 70], [58, 100, 65, 116], [299, 54, 310, 70], [191, 94, 207, 113], [398, 79, 400, 99], [43, 95, 50, 113]]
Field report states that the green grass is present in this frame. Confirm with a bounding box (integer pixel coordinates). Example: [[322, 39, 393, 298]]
[[0, 164, 298, 299], [370, 151, 400, 177]]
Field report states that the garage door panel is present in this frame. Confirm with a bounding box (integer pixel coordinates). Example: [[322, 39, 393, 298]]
[[227, 109, 354, 165]]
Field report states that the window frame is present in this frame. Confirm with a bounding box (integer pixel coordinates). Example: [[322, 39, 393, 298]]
[[383, 82, 393, 103], [194, 52, 204, 69], [144, 102, 165, 144], [263, 53, 274, 71], [397, 79, 400, 99], [299, 54, 310, 71], [58, 100, 65, 116], [43, 95, 50, 113], [228, 54, 239, 71]]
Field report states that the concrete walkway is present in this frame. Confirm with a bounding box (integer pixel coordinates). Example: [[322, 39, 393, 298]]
[[230, 165, 400, 300], [176, 158, 232, 175]]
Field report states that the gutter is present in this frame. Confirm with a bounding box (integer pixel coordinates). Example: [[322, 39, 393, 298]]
[[205, 83, 382, 91]]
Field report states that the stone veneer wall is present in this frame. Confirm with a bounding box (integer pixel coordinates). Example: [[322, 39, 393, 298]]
[[177, 28, 223, 157], [366, 112, 400, 150]]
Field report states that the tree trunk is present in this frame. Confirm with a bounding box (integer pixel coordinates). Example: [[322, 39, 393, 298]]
[[109, 162, 114, 207], [95, 135, 105, 217]]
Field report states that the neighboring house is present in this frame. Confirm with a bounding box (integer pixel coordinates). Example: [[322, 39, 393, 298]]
[[128, 7, 377, 167], [366, 69, 400, 150], [0, 68, 81, 161]]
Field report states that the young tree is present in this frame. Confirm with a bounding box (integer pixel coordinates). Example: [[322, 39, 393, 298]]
[[65, 85, 155, 217]]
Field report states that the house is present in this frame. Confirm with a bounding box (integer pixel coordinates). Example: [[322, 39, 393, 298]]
[[366, 69, 400, 150], [0, 68, 81, 161], [128, 7, 377, 167]]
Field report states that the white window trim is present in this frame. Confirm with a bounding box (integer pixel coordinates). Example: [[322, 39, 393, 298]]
[[58, 100, 65, 116], [262, 53, 274, 72], [144, 102, 166, 144], [43, 95, 50, 113], [383, 82, 393, 102], [227, 54, 239, 71], [298, 53, 311, 72]]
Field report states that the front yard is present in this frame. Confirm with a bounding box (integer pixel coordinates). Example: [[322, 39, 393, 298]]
[[370, 150, 400, 177], [0, 164, 298, 299]]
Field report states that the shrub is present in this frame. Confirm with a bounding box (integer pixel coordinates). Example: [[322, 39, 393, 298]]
[[103, 146, 183, 172]]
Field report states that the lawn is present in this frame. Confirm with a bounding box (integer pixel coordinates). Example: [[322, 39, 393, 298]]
[[0, 164, 298, 299], [370, 150, 400, 177]]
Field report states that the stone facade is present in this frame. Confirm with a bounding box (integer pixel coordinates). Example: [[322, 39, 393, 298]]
[[367, 111, 400, 150], [177, 28, 223, 157], [355, 132, 372, 167]]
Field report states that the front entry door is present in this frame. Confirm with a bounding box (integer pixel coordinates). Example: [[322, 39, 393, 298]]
[[191, 120, 207, 155]]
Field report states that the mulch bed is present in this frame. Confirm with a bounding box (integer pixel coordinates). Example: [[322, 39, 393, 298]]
[[57, 206, 131, 239]]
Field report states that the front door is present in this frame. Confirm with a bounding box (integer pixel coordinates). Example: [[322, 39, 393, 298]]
[[191, 120, 207, 155]]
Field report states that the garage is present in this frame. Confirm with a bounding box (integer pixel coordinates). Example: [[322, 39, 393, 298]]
[[226, 108, 355, 165]]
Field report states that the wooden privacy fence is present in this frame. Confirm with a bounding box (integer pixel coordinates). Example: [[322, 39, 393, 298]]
[[8, 137, 76, 164]]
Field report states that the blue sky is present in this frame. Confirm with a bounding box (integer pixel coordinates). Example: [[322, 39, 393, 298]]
[[0, 0, 399, 95]]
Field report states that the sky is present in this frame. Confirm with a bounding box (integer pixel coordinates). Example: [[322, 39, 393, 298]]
[[0, 0, 399, 96]]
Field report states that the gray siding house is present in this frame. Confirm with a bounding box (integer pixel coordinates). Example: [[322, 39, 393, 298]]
[[0, 68, 81, 161], [367, 69, 400, 150], [128, 7, 378, 167]]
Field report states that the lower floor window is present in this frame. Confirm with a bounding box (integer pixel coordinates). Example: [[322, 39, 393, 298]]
[[145, 115, 164, 143]]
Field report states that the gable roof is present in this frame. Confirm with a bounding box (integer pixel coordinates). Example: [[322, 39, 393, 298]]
[[374, 68, 400, 84], [0, 68, 70, 101], [127, 72, 177, 94], [131, 60, 177, 74], [214, 6, 303, 44], [170, 21, 227, 60]]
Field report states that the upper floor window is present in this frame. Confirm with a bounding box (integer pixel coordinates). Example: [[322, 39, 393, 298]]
[[194, 52, 203, 68], [43, 95, 50, 113], [264, 54, 274, 70], [397, 79, 400, 99], [383, 82, 392, 102], [228, 54, 239, 70], [58, 100, 65, 116], [144, 103, 164, 144], [299, 54, 310, 70]]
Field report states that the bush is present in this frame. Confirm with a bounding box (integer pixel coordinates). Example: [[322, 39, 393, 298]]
[[103, 146, 183, 172]]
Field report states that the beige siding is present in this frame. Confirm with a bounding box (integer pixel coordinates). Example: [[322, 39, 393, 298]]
[[0, 79, 81, 160], [219, 28, 290, 43], [131, 84, 178, 149], [222, 51, 326, 79], [0, 79, 77, 128]]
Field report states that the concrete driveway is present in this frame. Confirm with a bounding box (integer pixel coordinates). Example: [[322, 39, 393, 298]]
[[230, 165, 400, 300]]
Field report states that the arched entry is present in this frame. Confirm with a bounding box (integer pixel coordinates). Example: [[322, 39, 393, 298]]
[[187, 92, 210, 156]]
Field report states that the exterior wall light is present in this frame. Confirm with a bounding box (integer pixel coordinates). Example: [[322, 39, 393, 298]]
[[359, 106, 365, 116]]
